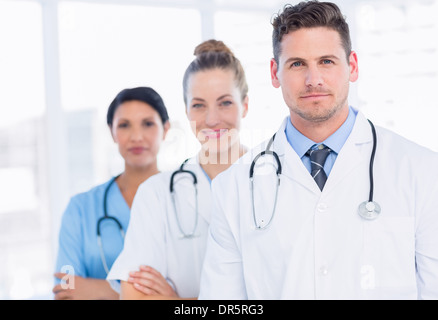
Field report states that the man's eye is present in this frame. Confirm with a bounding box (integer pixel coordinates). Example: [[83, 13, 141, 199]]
[[291, 61, 302, 68]]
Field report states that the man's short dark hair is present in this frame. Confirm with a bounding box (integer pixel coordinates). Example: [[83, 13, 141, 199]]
[[272, 1, 352, 64]]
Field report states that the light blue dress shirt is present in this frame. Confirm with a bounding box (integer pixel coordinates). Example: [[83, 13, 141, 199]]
[[55, 178, 130, 282], [285, 107, 357, 177]]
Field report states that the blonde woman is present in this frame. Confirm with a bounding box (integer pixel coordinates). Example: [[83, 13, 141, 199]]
[[107, 40, 249, 299]]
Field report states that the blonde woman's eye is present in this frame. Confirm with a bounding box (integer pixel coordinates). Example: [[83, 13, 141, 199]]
[[221, 101, 233, 107], [192, 103, 203, 108]]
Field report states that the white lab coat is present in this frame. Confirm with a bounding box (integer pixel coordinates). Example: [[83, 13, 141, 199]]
[[107, 157, 211, 298], [199, 111, 438, 300]]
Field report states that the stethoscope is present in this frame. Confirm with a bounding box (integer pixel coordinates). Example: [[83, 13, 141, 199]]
[[169, 159, 199, 239], [97, 175, 125, 274], [250, 119, 380, 230]]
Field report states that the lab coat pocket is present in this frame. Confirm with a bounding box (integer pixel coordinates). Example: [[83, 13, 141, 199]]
[[363, 217, 416, 298]]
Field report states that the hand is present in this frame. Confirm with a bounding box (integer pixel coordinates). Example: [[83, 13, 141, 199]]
[[52, 273, 119, 300], [127, 266, 178, 298]]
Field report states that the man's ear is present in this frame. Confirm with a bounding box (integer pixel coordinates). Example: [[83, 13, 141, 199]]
[[349, 51, 359, 83], [271, 58, 281, 89]]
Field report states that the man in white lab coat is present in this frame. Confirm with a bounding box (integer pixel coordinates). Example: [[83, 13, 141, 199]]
[[199, 1, 438, 299]]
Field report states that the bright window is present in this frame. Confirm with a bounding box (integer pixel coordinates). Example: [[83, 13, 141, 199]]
[[355, 1, 438, 151], [58, 2, 202, 190], [0, 0, 50, 299]]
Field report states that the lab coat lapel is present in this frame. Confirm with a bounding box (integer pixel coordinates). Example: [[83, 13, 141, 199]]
[[323, 111, 373, 194], [272, 118, 321, 194]]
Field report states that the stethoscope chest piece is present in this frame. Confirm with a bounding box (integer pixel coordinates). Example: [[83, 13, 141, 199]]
[[358, 201, 381, 220]]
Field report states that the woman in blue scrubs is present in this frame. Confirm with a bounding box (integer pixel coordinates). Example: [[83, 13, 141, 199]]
[[52, 87, 170, 299]]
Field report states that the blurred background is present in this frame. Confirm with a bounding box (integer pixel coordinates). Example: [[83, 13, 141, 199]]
[[0, 0, 437, 299]]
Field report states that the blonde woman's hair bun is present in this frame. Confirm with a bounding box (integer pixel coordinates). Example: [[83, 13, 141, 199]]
[[193, 39, 233, 57]]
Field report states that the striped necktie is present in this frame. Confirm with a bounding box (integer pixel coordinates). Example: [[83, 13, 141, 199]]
[[307, 145, 331, 191]]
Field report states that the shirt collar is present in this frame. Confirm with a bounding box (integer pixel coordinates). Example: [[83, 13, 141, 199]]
[[194, 156, 212, 185], [285, 106, 357, 158]]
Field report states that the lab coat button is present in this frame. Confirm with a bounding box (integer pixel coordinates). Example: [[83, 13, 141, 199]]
[[317, 203, 328, 213]]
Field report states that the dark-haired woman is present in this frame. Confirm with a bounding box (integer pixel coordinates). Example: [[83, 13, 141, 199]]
[[53, 87, 170, 299]]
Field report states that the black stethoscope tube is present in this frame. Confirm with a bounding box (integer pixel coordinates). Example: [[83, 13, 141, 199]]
[[97, 174, 125, 274], [367, 119, 377, 203], [97, 174, 123, 237], [169, 159, 199, 239]]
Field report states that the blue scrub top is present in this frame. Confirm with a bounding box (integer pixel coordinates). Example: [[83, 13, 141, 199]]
[[55, 177, 130, 281]]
